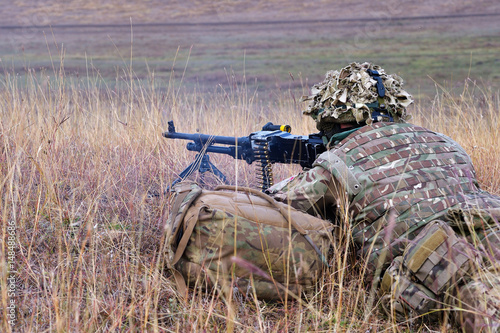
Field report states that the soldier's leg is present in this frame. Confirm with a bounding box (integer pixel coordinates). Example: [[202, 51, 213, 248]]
[[380, 220, 485, 329], [451, 223, 500, 332], [380, 256, 442, 322], [452, 269, 500, 332]]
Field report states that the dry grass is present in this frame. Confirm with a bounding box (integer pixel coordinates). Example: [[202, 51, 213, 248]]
[[414, 80, 500, 194], [1, 57, 499, 333]]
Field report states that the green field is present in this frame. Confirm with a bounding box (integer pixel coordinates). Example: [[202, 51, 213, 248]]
[[2, 10, 500, 104]]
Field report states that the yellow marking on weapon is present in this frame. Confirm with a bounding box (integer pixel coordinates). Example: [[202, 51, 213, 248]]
[[280, 125, 291, 133]]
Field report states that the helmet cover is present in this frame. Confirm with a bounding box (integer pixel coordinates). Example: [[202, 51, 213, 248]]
[[302, 62, 413, 128]]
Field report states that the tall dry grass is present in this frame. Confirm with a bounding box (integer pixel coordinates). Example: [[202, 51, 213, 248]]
[[414, 81, 500, 195], [0, 61, 499, 333]]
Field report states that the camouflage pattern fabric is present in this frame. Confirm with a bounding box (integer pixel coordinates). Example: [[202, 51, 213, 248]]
[[380, 256, 441, 321], [268, 121, 500, 329], [269, 122, 500, 274], [165, 184, 334, 300], [380, 220, 482, 325], [301, 62, 413, 125], [447, 207, 500, 265], [402, 220, 478, 295], [453, 269, 500, 332]]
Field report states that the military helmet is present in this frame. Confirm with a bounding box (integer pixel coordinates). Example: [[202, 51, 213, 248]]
[[302, 62, 413, 131]]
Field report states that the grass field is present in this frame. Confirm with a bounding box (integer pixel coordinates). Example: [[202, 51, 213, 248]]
[[3, 20, 500, 100], [1, 58, 499, 332], [1, 1, 500, 332], [1, 2, 500, 101]]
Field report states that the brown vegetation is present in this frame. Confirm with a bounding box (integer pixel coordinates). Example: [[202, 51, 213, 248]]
[[5, 0, 500, 25], [1, 56, 499, 331]]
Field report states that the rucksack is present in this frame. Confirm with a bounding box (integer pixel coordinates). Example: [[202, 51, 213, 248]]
[[163, 181, 334, 300]]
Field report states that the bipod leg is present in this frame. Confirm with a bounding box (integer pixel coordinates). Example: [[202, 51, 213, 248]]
[[163, 153, 227, 194], [198, 154, 227, 185], [162, 153, 206, 193]]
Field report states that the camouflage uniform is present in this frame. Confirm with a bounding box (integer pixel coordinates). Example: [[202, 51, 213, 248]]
[[268, 121, 500, 331], [164, 61, 500, 331]]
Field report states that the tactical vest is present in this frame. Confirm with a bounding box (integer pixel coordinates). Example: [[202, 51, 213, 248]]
[[314, 122, 500, 274]]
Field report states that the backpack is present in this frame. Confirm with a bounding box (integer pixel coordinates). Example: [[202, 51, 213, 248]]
[[163, 182, 334, 300]]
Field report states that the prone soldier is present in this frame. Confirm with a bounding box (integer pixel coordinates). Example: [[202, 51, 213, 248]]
[[267, 62, 500, 332], [165, 62, 500, 332]]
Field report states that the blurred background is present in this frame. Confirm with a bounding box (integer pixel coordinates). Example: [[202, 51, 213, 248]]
[[1, 0, 499, 104]]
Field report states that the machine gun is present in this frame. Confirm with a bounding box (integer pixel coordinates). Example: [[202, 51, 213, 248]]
[[163, 121, 326, 191]]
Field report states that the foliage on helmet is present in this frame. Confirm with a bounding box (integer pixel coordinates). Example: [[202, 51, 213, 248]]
[[301, 62, 413, 126]]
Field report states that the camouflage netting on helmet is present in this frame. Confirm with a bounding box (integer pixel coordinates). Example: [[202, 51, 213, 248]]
[[302, 62, 414, 126]]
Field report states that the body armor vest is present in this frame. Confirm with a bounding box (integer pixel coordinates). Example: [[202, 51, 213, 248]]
[[314, 122, 500, 273]]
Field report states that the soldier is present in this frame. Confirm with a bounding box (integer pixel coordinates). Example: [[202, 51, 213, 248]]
[[266, 62, 500, 332]]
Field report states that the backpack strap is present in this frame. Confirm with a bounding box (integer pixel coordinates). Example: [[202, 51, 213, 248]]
[[164, 182, 202, 265], [172, 205, 205, 266], [169, 206, 206, 301], [171, 268, 188, 299], [164, 182, 203, 301]]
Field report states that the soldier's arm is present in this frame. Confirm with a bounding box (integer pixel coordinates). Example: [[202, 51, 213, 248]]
[[267, 165, 345, 220]]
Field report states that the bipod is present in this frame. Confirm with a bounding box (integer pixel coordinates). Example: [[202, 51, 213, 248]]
[[166, 153, 227, 193]]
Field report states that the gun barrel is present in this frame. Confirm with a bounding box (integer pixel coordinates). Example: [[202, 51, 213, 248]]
[[186, 143, 237, 156], [163, 131, 242, 146]]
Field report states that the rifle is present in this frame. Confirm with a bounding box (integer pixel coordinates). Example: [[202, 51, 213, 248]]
[[163, 121, 325, 191]]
